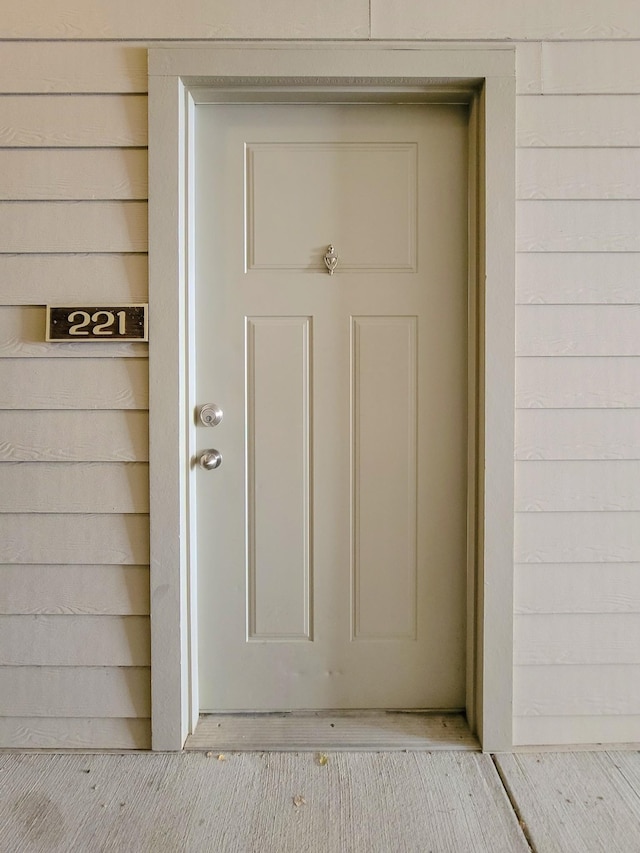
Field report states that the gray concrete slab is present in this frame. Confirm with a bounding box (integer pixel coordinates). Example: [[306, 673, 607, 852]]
[[1, 751, 526, 852]]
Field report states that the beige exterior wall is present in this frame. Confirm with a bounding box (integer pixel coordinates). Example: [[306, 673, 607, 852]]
[[1, 2, 639, 749]]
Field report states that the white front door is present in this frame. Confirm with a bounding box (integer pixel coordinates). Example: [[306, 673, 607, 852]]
[[194, 102, 468, 712]]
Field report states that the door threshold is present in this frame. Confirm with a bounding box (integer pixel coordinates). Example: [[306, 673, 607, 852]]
[[184, 711, 478, 752]]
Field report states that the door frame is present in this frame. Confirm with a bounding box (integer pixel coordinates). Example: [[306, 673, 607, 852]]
[[148, 43, 516, 752]]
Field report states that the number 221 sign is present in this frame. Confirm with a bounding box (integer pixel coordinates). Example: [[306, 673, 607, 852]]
[[46, 305, 148, 341]]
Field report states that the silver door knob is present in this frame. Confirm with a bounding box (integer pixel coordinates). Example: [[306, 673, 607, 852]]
[[199, 449, 222, 470]]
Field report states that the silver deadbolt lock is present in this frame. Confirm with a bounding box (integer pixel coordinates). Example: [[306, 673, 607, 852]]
[[199, 449, 222, 470], [198, 404, 223, 427]]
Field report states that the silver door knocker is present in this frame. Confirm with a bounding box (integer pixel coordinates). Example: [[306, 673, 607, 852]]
[[323, 245, 338, 275]]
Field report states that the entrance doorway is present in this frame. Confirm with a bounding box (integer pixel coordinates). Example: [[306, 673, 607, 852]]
[[193, 102, 469, 712], [147, 43, 516, 751]]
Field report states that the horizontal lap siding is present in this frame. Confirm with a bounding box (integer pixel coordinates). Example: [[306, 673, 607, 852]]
[[0, 615, 150, 666], [0, 96, 147, 147], [0, 717, 151, 750], [0, 44, 149, 93], [517, 150, 640, 200], [0, 202, 148, 253], [517, 305, 640, 355], [0, 565, 150, 614], [518, 96, 640, 147], [0, 255, 148, 305], [3, 667, 150, 718], [0, 411, 149, 461], [0, 359, 149, 409], [0, 3, 369, 39], [0, 45, 150, 749], [515, 614, 640, 665], [515, 40, 640, 745], [0, 463, 149, 513], [516, 410, 640, 460], [0, 514, 150, 565], [0, 150, 148, 200], [517, 254, 640, 304], [515, 564, 640, 614], [516, 358, 640, 408], [516, 461, 640, 512]]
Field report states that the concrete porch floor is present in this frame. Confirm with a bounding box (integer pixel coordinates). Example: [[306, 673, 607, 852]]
[[2, 750, 640, 852]]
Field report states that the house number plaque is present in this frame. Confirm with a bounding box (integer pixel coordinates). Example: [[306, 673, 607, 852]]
[[46, 304, 148, 342]]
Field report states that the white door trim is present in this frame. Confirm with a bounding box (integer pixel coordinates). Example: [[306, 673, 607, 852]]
[[148, 43, 516, 752]]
